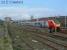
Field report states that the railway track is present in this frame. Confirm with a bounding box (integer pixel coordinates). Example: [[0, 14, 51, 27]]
[[32, 33, 67, 50], [21, 25, 67, 50], [7, 24, 34, 50], [32, 35, 57, 50], [23, 25, 67, 38], [8, 23, 55, 50], [6, 23, 67, 50], [18, 25, 57, 50], [16, 24, 56, 50], [24, 29, 67, 50]]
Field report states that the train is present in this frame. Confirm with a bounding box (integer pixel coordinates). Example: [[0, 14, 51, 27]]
[[23, 18, 61, 33]]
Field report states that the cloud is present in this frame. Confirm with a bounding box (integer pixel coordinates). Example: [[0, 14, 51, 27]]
[[0, 7, 66, 20]]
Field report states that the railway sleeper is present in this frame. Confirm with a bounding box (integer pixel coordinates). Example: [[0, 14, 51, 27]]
[[32, 33, 67, 50], [37, 33, 67, 46]]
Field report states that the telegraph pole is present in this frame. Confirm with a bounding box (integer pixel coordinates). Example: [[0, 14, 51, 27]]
[[65, 16, 66, 28]]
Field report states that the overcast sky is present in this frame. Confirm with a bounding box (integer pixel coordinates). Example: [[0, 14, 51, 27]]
[[0, 0, 67, 20]]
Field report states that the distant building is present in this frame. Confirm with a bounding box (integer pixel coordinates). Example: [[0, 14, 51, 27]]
[[5, 17, 11, 22], [5, 17, 13, 23]]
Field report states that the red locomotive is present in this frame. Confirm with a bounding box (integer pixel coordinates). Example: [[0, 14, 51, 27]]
[[47, 20, 60, 33]]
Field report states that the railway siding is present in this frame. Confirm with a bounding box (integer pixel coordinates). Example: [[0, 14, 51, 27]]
[[54, 32, 67, 38], [32, 34, 67, 50], [10, 23, 57, 50], [34, 33, 67, 47], [23, 25, 67, 50]]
